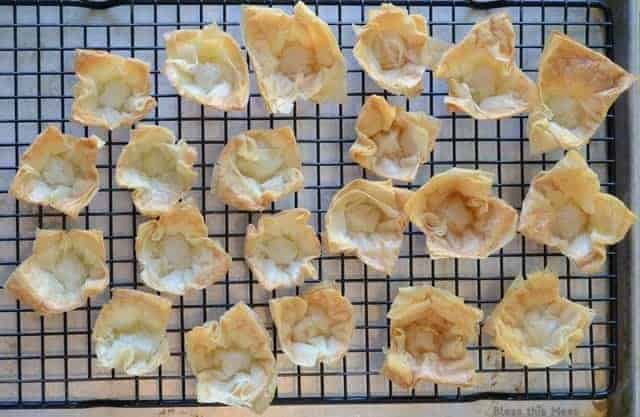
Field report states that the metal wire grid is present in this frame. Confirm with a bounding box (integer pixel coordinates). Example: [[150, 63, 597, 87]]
[[0, 0, 619, 409]]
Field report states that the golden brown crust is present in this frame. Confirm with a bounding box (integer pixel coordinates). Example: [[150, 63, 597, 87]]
[[518, 150, 636, 272], [434, 13, 536, 119], [9, 126, 103, 217], [164, 24, 249, 111], [241, 2, 347, 114], [269, 282, 354, 367], [484, 270, 595, 367], [115, 124, 198, 217], [382, 285, 483, 388], [350, 95, 441, 182], [93, 288, 172, 376], [5, 229, 108, 315], [185, 302, 276, 413], [72, 49, 156, 130], [324, 179, 412, 274], [136, 203, 231, 295], [245, 208, 320, 290], [353, 3, 450, 97], [404, 168, 518, 259], [211, 126, 304, 211], [528, 32, 637, 154]]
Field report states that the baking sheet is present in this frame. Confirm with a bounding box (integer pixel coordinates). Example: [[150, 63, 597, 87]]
[[0, 1, 616, 406]]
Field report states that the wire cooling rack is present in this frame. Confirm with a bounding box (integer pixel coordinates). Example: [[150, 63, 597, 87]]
[[0, 0, 620, 409]]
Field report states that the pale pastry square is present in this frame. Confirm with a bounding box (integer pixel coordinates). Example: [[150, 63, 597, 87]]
[[136, 203, 231, 295], [324, 179, 412, 275], [245, 208, 321, 290], [485, 270, 595, 367], [434, 13, 536, 119], [115, 124, 198, 217], [528, 32, 637, 154], [241, 2, 347, 114], [353, 3, 450, 97], [93, 289, 172, 376], [270, 282, 354, 367], [9, 125, 102, 217], [404, 168, 518, 259], [518, 150, 636, 273], [5, 229, 108, 315], [382, 285, 483, 388], [350, 94, 441, 182], [185, 303, 277, 413], [164, 24, 249, 111], [72, 49, 156, 130], [211, 126, 303, 211]]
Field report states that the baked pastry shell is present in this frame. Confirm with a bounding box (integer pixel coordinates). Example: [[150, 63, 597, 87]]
[[9, 125, 103, 217], [269, 282, 354, 366], [211, 126, 304, 211], [115, 124, 198, 217], [518, 150, 636, 273], [245, 208, 321, 290], [434, 13, 536, 119], [324, 178, 412, 275], [404, 168, 518, 259], [484, 270, 596, 367], [185, 302, 277, 413], [72, 49, 156, 130], [241, 2, 347, 114], [350, 94, 441, 182], [5, 228, 108, 316], [136, 203, 231, 295], [93, 288, 172, 376], [528, 32, 637, 154], [353, 3, 450, 97], [164, 24, 249, 111], [382, 285, 483, 388]]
